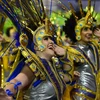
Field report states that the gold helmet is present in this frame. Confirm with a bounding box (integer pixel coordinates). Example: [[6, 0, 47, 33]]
[[65, 0, 96, 41], [33, 18, 55, 51], [75, 12, 93, 40], [21, 0, 55, 51]]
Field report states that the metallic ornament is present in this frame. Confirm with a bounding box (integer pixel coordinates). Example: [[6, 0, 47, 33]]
[[76, 35, 81, 40]]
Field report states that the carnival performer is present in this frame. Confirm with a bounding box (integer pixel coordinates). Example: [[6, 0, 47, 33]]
[[62, 0, 100, 100], [0, 0, 73, 100], [4, 22, 72, 100]]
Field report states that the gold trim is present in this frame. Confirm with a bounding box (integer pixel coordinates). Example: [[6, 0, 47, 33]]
[[72, 91, 95, 100], [8, 50, 21, 77], [74, 84, 96, 95], [70, 45, 96, 77], [50, 60, 66, 95], [47, 61, 65, 100]]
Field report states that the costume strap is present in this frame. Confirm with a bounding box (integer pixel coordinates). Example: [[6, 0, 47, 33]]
[[6, 81, 22, 97]]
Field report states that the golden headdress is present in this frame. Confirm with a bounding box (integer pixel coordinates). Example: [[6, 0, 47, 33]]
[[33, 18, 55, 51], [0, 0, 55, 51], [19, 0, 55, 51], [74, 0, 93, 40], [63, 0, 96, 41]]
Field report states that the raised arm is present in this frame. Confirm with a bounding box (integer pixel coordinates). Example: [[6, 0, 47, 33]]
[[4, 64, 35, 97]]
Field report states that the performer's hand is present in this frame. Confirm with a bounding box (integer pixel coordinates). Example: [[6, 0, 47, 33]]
[[0, 87, 13, 100], [54, 44, 66, 57]]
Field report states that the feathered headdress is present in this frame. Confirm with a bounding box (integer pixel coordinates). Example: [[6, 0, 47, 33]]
[[0, 0, 55, 51]]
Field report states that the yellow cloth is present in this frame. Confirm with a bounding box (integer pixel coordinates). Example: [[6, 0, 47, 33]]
[[62, 85, 73, 100], [16, 91, 23, 100]]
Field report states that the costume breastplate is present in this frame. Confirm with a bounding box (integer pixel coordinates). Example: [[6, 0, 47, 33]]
[[29, 79, 57, 100], [75, 42, 97, 92], [78, 43, 95, 64]]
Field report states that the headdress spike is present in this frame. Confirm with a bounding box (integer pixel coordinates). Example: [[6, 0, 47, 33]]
[[85, 0, 92, 24], [78, 0, 84, 17], [30, 0, 43, 23], [45, 18, 49, 34], [88, 0, 91, 12], [40, 0, 46, 19], [68, 2, 78, 23], [92, 0, 96, 17]]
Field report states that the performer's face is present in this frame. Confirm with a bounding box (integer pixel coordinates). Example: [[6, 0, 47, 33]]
[[93, 25, 100, 37], [41, 36, 55, 57], [80, 27, 92, 43]]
